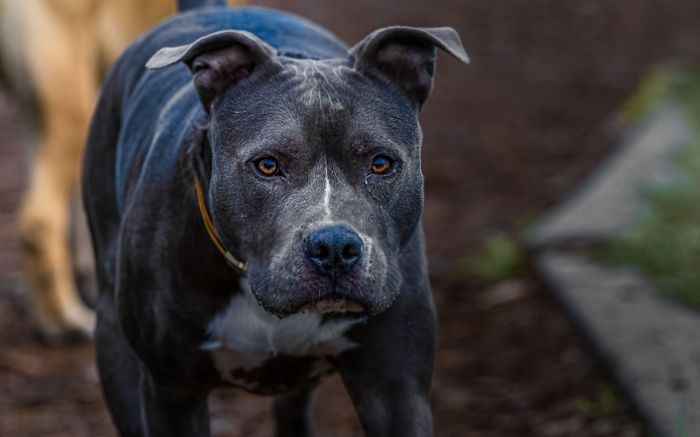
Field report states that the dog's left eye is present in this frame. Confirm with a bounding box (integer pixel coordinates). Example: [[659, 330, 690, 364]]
[[371, 156, 393, 175], [256, 157, 279, 176]]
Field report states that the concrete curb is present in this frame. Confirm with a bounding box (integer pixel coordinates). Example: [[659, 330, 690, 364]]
[[537, 251, 699, 437], [527, 108, 699, 437], [527, 107, 691, 249]]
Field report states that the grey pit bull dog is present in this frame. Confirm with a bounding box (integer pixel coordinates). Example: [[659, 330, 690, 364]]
[[82, 3, 468, 436]]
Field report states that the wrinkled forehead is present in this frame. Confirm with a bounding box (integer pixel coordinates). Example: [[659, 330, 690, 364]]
[[213, 57, 421, 152], [281, 58, 359, 112]]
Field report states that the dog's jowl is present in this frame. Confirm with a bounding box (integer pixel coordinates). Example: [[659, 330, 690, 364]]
[[83, 4, 468, 436]]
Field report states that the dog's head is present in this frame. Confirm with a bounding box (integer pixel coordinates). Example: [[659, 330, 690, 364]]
[[147, 25, 468, 317]]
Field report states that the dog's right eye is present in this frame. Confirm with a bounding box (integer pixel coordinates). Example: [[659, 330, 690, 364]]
[[255, 157, 280, 176]]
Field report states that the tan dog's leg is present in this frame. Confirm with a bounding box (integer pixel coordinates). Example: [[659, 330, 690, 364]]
[[19, 0, 98, 341], [14, 0, 245, 342]]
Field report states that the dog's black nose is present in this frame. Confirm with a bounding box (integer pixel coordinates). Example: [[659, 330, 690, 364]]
[[304, 225, 364, 276]]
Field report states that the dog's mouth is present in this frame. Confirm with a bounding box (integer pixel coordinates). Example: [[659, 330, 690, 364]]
[[298, 295, 366, 315], [244, 270, 378, 318]]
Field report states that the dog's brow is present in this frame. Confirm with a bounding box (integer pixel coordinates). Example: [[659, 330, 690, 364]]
[[283, 59, 354, 111], [240, 138, 308, 161], [347, 131, 406, 156]]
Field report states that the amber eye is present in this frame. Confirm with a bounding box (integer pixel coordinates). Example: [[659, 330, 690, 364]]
[[371, 156, 393, 175], [256, 157, 279, 176]]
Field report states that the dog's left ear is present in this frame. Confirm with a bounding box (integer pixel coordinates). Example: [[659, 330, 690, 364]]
[[146, 30, 277, 112], [349, 27, 469, 108]]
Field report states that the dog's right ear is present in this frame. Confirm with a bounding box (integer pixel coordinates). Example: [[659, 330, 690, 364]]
[[146, 30, 277, 112]]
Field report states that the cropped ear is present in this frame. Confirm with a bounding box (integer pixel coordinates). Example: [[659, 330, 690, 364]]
[[349, 27, 469, 108], [146, 30, 277, 112]]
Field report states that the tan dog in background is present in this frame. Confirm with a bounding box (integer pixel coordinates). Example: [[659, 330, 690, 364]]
[[0, 0, 240, 342]]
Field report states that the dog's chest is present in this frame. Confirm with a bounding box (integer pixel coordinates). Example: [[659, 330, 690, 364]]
[[201, 286, 361, 393]]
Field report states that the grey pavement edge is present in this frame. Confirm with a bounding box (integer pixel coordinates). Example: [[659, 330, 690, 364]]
[[537, 251, 699, 437], [526, 107, 699, 437], [527, 107, 691, 248]]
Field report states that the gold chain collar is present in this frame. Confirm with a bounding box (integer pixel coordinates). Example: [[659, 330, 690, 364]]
[[194, 175, 247, 273]]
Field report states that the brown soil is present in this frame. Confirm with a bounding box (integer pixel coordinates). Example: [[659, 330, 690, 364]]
[[2, 0, 700, 435]]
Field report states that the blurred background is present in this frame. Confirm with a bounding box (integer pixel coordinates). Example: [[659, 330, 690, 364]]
[[2, 0, 700, 435]]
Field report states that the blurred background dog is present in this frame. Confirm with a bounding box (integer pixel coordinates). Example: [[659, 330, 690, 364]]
[[0, 0, 240, 342], [2, 0, 700, 435]]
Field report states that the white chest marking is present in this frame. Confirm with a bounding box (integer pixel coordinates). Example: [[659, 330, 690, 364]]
[[201, 280, 363, 384]]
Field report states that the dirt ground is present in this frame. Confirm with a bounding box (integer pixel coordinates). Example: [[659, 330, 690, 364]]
[[2, 0, 700, 435]]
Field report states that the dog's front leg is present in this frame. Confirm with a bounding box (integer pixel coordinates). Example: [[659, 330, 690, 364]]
[[141, 376, 211, 437], [273, 385, 317, 437], [338, 364, 434, 437], [335, 298, 437, 437]]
